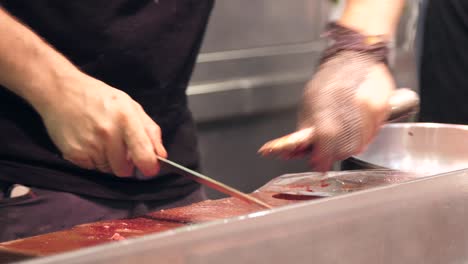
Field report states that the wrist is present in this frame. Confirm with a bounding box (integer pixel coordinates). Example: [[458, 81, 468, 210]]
[[26, 63, 84, 115], [338, 17, 393, 40], [337, 0, 405, 38], [320, 22, 390, 64]]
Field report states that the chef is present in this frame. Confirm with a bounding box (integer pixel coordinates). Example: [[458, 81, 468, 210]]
[[0, 0, 399, 242]]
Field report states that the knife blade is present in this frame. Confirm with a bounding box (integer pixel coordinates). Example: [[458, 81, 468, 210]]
[[156, 156, 272, 209]]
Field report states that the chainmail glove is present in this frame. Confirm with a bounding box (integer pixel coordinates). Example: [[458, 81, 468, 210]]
[[298, 23, 395, 171]]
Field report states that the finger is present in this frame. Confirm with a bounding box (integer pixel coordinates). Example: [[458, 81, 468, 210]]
[[123, 114, 158, 177], [309, 146, 334, 172], [92, 155, 112, 174], [280, 146, 313, 160], [142, 122, 162, 175], [308, 117, 338, 172], [356, 99, 388, 154], [141, 113, 167, 158], [105, 134, 134, 177], [139, 116, 164, 176]]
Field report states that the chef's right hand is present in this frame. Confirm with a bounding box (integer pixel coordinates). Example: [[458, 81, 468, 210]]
[[35, 73, 167, 178]]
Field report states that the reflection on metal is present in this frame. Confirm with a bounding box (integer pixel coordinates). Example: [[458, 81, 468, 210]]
[[188, 71, 310, 95], [188, 72, 309, 123], [196, 41, 324, 63], [199, 0, 328, 53], [392, 1, 420, 91], [349, 123, 468, 175], [189, 0, 329, 85]]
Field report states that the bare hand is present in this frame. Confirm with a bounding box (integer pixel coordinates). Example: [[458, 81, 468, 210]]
[[36, 73, 167, 177]]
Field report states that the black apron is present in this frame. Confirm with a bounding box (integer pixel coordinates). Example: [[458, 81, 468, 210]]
[[0, 0, 215, 200], [419, 0, 468, 124]]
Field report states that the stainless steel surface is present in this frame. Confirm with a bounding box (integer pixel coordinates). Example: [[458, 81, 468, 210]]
[[259, 170, 419, 197], [387, 88, 420, 121], [394, 0, 420, 94], [198, 1, 325, 53], [157, 157, 272, 209], [188, 0, 330, 123], [348, 123, 468, 175], [188, 71, 313, 123], [20, 169, 468, 264], [258, 88, 420, 157]]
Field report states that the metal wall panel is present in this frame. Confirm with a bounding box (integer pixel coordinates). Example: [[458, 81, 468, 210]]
[[199, 0, 325, 53]]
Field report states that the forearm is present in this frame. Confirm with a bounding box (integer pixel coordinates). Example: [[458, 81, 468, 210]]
[[0, 7, 83, 112], [338, 0, 406, 38]]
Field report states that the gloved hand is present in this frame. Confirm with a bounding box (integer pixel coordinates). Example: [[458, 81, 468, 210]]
[[257, 22, 398, 171], [299, 50, 395, 171]]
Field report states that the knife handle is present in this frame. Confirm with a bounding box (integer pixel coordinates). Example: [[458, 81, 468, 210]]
[[258, 88, 420, 158], [387, 88, 420, 121]]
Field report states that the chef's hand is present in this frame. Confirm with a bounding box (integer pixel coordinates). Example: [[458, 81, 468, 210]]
[[0, 8, 166, 177], [299, 50, 395, 171], [36, 73, 167, 177]]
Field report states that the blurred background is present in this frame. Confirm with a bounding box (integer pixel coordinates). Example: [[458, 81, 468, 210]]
[[187, 0, 421, 198]]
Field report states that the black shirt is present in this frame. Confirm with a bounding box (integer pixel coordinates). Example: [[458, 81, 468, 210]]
[[0, 0, 214, 200], [420, 0, 468, 124]]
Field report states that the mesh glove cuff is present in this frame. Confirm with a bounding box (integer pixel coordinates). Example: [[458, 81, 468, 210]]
[[320, 22, 390, 65]]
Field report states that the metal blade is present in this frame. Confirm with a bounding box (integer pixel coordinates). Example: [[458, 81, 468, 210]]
[[157, 157, 272, 209]]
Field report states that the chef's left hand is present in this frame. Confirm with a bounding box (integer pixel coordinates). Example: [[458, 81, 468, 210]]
[[298, 51, 395, 171]]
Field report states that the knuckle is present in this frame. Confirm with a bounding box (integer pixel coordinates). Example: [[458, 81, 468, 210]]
[[118, 110, 132, 126], [134, 102, 144, 112], [154, 124, 162, 134], [110, 99, 135, 124], [131, 152, 150, 166], [113, 90, 131, 101], [148, 124, 161, 137], [86, 138, 102, 153], [318, 123, 340, 139], [95, 123, 113, 138], [135, 135, 151, 149], [62, 145, 85, 160], [131, 149, 156, 170]]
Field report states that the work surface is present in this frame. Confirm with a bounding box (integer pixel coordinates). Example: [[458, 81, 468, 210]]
[[0, 170, 419, 260], [0, 191, 310, 258], [2, 170, 468, 264]]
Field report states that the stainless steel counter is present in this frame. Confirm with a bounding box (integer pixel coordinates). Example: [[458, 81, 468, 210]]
[[19, 169, 468, 264]]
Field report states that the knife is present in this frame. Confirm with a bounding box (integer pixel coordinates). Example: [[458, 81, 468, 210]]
[[258, 88, 420, 158], [156, 156, 273, 209]]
